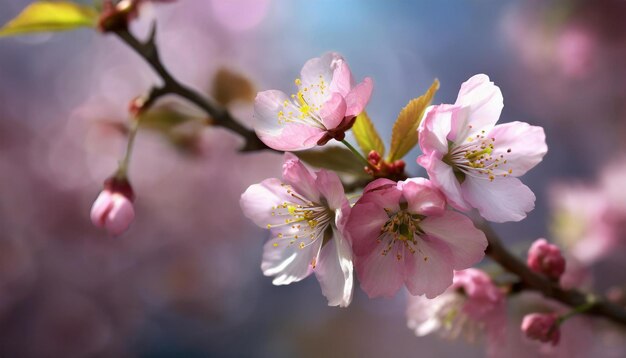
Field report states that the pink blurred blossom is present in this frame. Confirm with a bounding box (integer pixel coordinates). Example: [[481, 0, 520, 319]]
[[254, 52, 373, 150], [345, 178, 487, 299], [521, 313, 561, 346], [90, 181, 135, 237], [240, 153, 353, 307], [406, 269, 505, 356], [417, 74, 547, 223], [527, 239, 566, 281]]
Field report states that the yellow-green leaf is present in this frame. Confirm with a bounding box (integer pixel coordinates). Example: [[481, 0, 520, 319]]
[[387, 79, 439, 162], [0, 1, 99, 37], [352, 111, 385, 157]]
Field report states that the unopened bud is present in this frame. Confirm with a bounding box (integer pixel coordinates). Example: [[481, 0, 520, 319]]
[[521, 313, 560, 346], [527, 238, 566, 280], [368, 150, 382, 166], [90, 177, 135, 236]]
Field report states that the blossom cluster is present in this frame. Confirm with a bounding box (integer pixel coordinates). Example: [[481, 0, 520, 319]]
[[237, 53, 564, 354]]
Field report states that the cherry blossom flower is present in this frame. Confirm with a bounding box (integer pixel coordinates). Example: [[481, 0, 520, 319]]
[[406, 269, 505, 353], [240, 153, 353, 307], [254, 52, 373, 150], [417, 74, 547, 223], [345, 178, 487, 299], [90, 178, 135, 236]]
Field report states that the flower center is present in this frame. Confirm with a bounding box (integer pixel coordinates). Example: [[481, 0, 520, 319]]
[[266, 184, 333, 254], [276, 76, 329, 130], [443, 130, 513, 182], [378, 208, 426, 260]]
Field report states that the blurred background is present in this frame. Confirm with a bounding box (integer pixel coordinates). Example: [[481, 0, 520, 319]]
[[1, 0, 626, 356]]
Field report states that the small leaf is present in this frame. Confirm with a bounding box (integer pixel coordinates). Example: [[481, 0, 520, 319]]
[[296, 146, 367, 178], [139, 104, 203, 132], [387, 79, 439, 162], [211, 68, 256, 106], [0, 1, 98, 37], [352, 111, 385, 157]]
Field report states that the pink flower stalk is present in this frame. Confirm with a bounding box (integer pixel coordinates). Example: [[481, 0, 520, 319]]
[[417, 74, 547, 223], [240, 153, 353, 307], [90, 178, 135, 236], [254, 52, 373, 150], [527, 239, 566, 280], [521, 313, 561, 346], [407, 269, 505, 346], [345, 178, 487, 299]]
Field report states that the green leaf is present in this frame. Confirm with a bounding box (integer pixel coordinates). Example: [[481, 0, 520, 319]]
[[387, 79, 439, 162], [352, 111, 385, 157], [0, 1, 99, 37], [296, 146, 367, 178]]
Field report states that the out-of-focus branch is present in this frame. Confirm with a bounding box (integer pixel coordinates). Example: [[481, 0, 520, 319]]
[[113, 25, 273, 152], [481, 222, 626, 327]]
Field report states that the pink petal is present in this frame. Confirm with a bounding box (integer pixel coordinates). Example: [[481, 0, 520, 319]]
[[453, 74, 503, 140], [345, 77, 373, 117], [314, 168, 346, 211], [419, 211, 488, 268], [488, 121, 548, 177], [419, 153, 471, 211], [240, 178, 295, 228], [356, 240, 405, 298], [254, 90, 293, 133], [319, 92, 347, 129], [282, 153, 320, 202], [104, 194, 135, 236], [462, 176, 536, 223], [404, 237, 455, 298], [300, 52, 341, 92], [400, 178, 446, 216], [418, 104, 453, 155], [329, 60, 354, 97], [345, 201, 389, 256], [90, 190, 113, 228], [359, 178, 402, 210], [261, 234, 323, 285], [257, 123, 325, 151], [314, 228, 354, 307]]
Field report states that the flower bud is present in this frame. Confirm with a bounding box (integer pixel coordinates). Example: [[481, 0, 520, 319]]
[[521, 312, 560, 346], [90, 178, 135, 236], [527, 238, 566, 280]]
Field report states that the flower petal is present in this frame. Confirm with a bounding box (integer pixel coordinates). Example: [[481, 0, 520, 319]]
[[419, 211, 488, 268], [418, 104, 453, 155], [314, 228, 354, 307], [462, 176, 536, 223], [282, 153, 320, 203], [400, 178, 446, 216], [345, 201, 389, 256], [315, 168, 346, 211], [356, 239, 405, 298], [404, 236, 455, 298], [300, 52, 340, 93], [261, 233, 323, 285], [319, 92, 347, 129], [345, 77, 373, 117], [329, 60, 354, 97], [488, 121, 548, 177], [240, 178, 294, 228], [418, 153, 471, 211], [453, 74, 503, 140], [105, 194, 135, 236], [90, 191, 113, 228]]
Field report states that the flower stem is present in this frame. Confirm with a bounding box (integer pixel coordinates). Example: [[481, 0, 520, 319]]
[[116, 117, 140, 179], [341, 139, 370, 168], [559, 297, 597, 323]]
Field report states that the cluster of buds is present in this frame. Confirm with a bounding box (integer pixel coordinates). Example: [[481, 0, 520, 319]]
[[527, 238, 566, 281], [364, 150, 407, 181], [90, 176, 135, 236]]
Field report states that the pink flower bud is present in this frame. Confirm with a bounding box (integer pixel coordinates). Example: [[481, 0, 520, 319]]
[[521, 312, 560, 346], [527, 238, 566, 280], [90, 178, 135, 236]]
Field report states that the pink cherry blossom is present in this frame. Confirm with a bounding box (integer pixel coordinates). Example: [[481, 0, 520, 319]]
[[406, 269, 505, 351], [240, 153, 353, 307], [417, 74, 547, 223], [527, 239, 566, 280], [521, 313, 561, 346], [90, 188, 135, 236], [254, 52, 373, 151], [345, 178, 487, 299]]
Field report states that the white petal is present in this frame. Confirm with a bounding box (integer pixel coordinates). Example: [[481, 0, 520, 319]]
[[462, 176, 536, 223], [314, 228, 354, 307], [262, 232, 323, 286]]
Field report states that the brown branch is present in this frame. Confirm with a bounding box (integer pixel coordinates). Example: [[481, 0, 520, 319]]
[[481, 222, 626, 326], [113, 25, 273, 152]]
